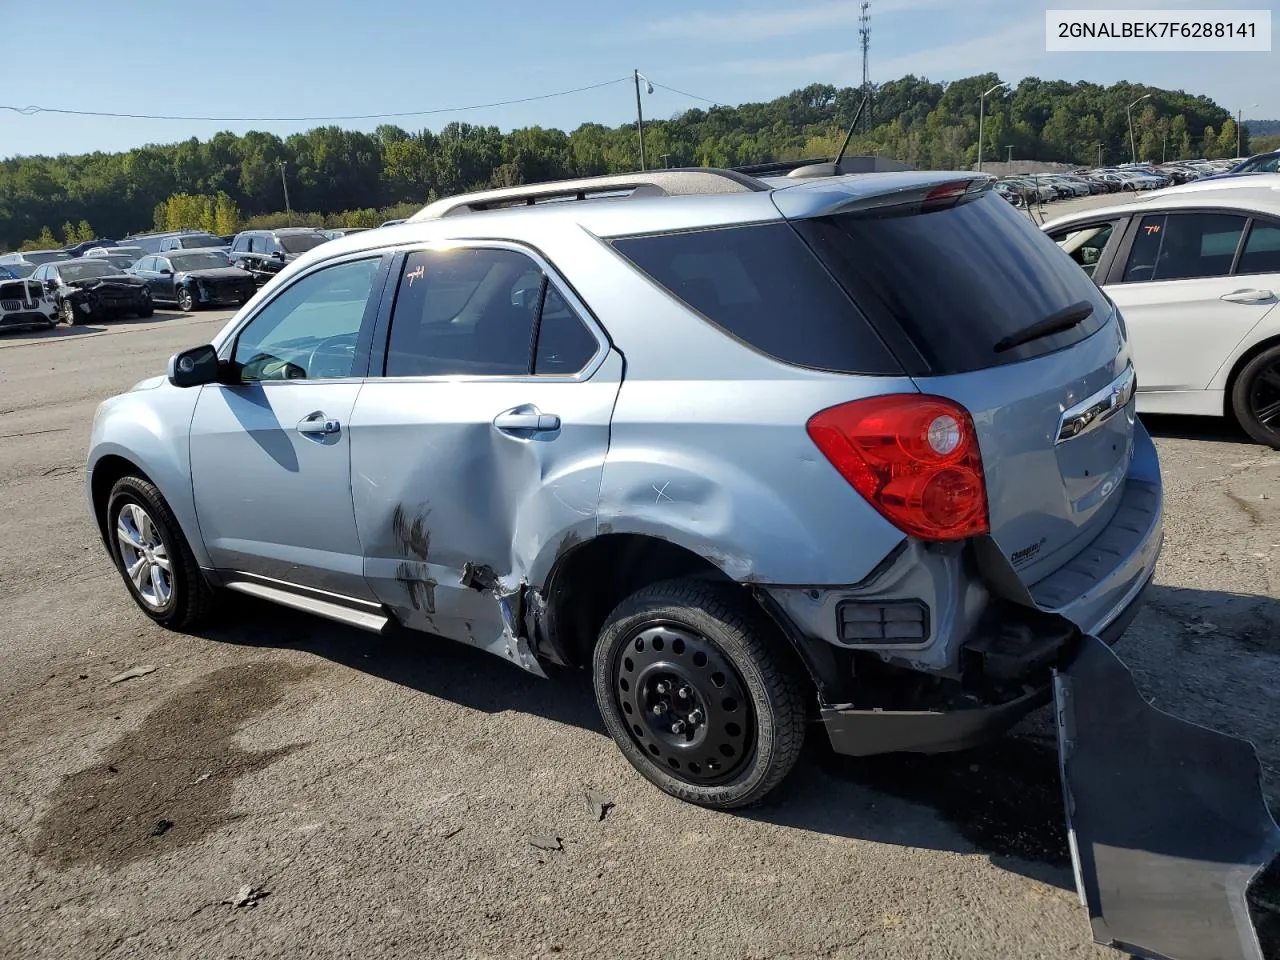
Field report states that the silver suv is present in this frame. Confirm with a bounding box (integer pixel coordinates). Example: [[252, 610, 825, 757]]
[[86, 168, 1163, 809]]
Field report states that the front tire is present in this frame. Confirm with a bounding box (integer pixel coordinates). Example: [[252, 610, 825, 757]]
[[106, 475, 214, 629], [592, 579, 807, 810], [176, 286, 195, 312], [1231, 344, 1280, 449], [59, 299, 76, 326]]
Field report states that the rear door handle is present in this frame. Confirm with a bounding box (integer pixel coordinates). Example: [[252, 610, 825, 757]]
[[493, 408, 561, 433], [1220, 288, 1274, 304], [297, 412, 341, 435]]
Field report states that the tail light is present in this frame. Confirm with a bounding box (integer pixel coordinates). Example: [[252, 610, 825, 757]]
[[806, 395, 989, 541]]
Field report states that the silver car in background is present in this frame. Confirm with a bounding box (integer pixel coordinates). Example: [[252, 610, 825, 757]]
[[87, 167, 1162, 812]]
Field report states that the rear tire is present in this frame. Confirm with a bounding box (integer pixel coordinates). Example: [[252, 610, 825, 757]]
[[1231, 344, 1280, 449], [106, 475, 214, 630], [592, 579, 808, 809]]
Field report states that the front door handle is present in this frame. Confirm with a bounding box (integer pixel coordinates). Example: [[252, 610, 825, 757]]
[[493, 408, 561, 433], [1220, 288, 1274, 304], [297, 412, 341, 435]]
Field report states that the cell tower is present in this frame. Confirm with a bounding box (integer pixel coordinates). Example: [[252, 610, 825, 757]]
[[858, 1, 872, 131]]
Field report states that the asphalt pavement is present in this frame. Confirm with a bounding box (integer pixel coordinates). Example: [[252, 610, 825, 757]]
[[0, 307, 1277, 960]]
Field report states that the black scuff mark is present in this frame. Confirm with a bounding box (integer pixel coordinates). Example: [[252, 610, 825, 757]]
[[554, 530, 583, 563], [395, 560, 436, 615], [391, 504, 431, 560], [597, 522, 613, 536]]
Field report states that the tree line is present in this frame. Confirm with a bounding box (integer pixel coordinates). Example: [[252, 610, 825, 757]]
[[0, 74, 1244, 251]]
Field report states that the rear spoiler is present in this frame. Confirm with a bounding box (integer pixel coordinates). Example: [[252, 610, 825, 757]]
[[771, 174, 994, 220]]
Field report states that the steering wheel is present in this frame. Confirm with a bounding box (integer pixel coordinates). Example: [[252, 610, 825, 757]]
[[307, 333, 359, 380]]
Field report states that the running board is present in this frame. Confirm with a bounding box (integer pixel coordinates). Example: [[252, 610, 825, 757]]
[[223, 579, 390, 634]]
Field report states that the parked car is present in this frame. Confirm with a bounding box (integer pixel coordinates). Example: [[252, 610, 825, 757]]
[[30, 258, 153, 325], [89, 167, 1161, 816], [0, 276, 57, 332], [380, 218, 406, 227], [130, 250, 256, 311], [125, 230, 220, 255], [1045, 184, 1280, 447], [1199, 149, 1280, 182], [0, 249, 73, 277], [158, 232, 228, 253], [227, 228, 329, 284], [63, 239, 116, 258], [85, 245, 145, 270], [323, 227, 370, 240]]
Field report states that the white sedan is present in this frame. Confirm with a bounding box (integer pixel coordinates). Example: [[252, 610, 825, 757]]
[[1043, 179, 1280, 448]]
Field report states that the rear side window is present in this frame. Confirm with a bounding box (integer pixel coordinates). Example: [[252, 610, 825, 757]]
[[1238, 220, 1280, 275], [609, 223, 899, 375], [1122, 213, 1247, 282], [793, 191, 1112, 375]]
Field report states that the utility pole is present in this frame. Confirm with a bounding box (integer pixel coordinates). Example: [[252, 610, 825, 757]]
[[633, 70, 652, 171], [1097, 142, 1104, 168], [858, 2, 871, 133], [1005, 144, 1014, 163], [278, 160, 292, 226]]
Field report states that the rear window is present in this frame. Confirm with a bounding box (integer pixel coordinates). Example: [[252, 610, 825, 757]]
[[609, 223, 899, 375], [178, 235, 225, 249], [279, 233, 327, 254], [792, 191, 1113, 375]]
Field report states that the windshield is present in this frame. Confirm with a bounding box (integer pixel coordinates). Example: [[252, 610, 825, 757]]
[[25, 250, 73, 265], [178, 235, 225, 249], [170, 252, 231, 271], [58, 261, 124, 281], [1238, 154, 1280, 174], [278, 233, 327, 254]]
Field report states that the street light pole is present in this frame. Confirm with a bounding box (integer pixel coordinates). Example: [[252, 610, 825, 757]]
[[1005, 144, 1014, 164], [278, 161, 292, 226], [1097, 142, 1104, 168], [1238, 103, 1259, 157], [977, 81, 1008, 173], [1127, 93, 1152, 164], [633, 69, 653, 171]]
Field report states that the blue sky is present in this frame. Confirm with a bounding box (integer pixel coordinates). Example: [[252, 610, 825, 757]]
[[1, 0, 1274, 159]]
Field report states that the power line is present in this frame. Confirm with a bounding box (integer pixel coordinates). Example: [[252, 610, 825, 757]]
[[0, 77, 632, 124], [651, 82, 718, 106]]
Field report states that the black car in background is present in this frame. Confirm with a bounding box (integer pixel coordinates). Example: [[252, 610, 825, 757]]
[[29, 259, 152, 325], [227, 227, 328, 284], [130, 250, 255, 311], [157, 232, 228, 253], [64, 239, 116, 258]]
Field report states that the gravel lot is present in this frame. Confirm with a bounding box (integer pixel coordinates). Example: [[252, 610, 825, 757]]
[[1, 308, 1277, 960]]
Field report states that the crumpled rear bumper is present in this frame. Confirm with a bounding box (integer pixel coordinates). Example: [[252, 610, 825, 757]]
[[1055, 635, 1280, 960]]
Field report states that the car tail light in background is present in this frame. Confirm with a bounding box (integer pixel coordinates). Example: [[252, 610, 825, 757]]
[[807, 395, 989, 541]]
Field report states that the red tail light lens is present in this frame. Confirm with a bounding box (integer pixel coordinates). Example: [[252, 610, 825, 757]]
[[806, 395, 989, 541]]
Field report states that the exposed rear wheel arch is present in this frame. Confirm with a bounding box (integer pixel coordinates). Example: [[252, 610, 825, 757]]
[[1224, 335, 1280, 423]]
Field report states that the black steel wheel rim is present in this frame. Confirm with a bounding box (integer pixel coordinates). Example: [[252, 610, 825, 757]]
[[1248, 360, 1280, 434], [613, 623, 754, 784]]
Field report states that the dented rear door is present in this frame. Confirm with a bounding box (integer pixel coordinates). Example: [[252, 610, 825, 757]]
[[348, 244, 621, 658]]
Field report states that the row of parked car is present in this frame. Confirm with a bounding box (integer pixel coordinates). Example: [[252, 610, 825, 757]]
[[993, 156, 1247, 207], [0, 224, 396, 329]]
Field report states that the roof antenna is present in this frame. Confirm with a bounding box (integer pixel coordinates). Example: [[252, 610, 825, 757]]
[[789, 94, 869, 179]]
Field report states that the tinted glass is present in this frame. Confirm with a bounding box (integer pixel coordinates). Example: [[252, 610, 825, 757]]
[[278, 233, 326, 254], [1122, 213, 1247, 282], [232, 236, 248, 252], [25, 251, 72, 265], [57, 261, 121, 281], [610, 222, 898, 375], [1238, 221, 1280, 275], [178, 235, 224, 249], [170, 252, 232, 271], [792, 190, 1111, 374], [1051, 222, 1116, 277], [232, 257, 380, 381], [385, 248, 540, 377], [534, 285, 598, 375]]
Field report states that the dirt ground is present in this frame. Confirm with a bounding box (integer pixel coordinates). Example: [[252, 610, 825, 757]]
[[1, 310, 1277, 960]]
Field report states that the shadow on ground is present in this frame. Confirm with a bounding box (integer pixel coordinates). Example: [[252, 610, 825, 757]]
[[1140, 412, 1258, 446]]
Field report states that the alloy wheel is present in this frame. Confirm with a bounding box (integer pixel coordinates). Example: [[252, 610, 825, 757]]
[[1248, 359, 1280, 437], [613, 624, 754, 784], [115, 502, 173, 609]]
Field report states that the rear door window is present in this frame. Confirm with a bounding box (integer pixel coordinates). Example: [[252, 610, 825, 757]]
[[1121, 213, 1247, 282], [609, 223, 899, 375], [1049, 221, 1120, 278], [1237, 220, 1280, 275], [791, 190, 1112, 375]]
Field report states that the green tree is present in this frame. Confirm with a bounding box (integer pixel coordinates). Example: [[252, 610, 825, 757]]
[[60, 222, 77, 246], [20, 227, 60, 251], [213, 192, 240, 235], [1217, 119, 1239, 158], [75, 220, 95, 243], [1202, 125, 1219, 158]]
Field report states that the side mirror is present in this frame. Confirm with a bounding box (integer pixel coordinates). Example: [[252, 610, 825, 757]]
[[272, 251, 286, 261], [45, 279, 57, 291], [168, 344, 221, 388], [159, 268, 173, 276]]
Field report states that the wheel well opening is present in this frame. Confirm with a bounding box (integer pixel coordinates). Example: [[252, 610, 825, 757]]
[[542, 534, 733, 668], [1224, 334, 1280, 420], [90, 455, 150, 540]]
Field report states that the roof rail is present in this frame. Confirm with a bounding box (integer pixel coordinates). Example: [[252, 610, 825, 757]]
[[411, 168, 766, 221], [732, 158, 832, 177]]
